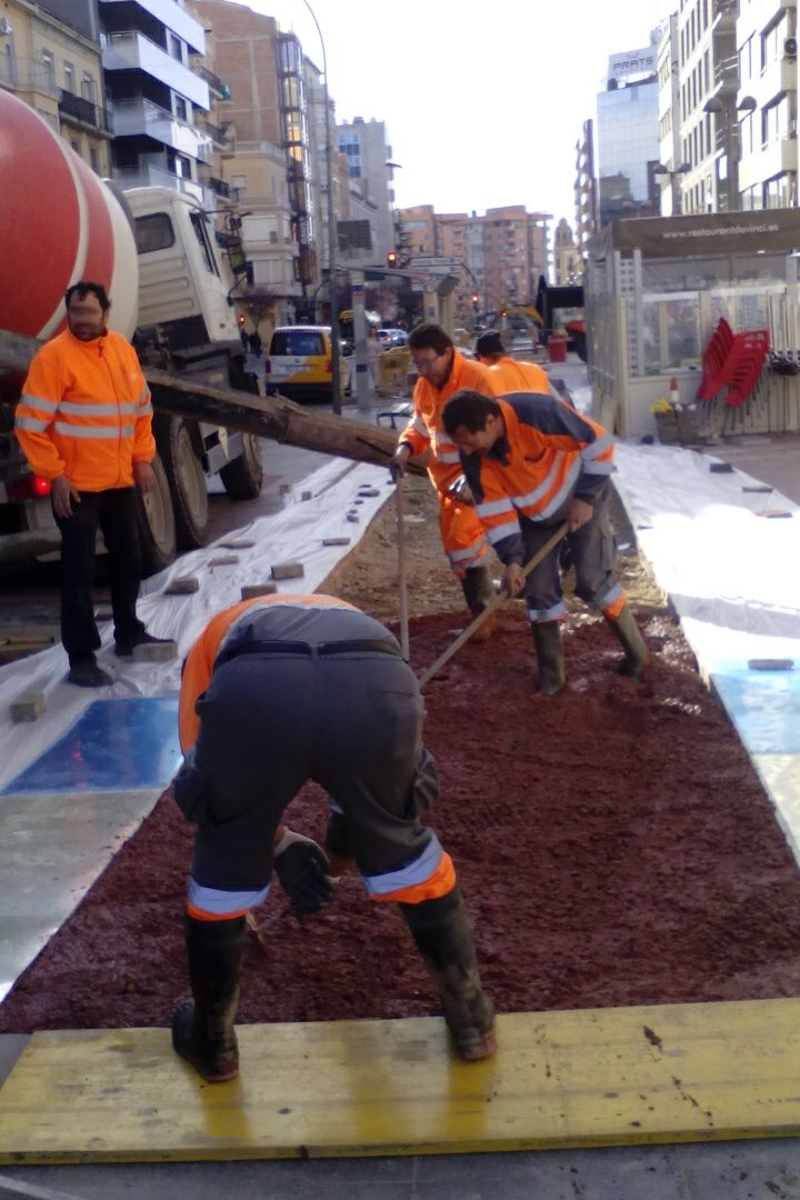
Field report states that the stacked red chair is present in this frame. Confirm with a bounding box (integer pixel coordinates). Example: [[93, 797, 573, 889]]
[[696, 319, 769, 408]]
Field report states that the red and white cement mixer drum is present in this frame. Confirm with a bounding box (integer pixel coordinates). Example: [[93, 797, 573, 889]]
[[0, 89, 138, 342]]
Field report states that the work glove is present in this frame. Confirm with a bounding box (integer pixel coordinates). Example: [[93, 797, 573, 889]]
[[273, 827, 339, 917], [447, 474, 474, 506], [389, 444, 411, 481]]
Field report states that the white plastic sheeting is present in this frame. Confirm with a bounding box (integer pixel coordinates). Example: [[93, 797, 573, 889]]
[[614, 443, 800, 673], [0, 458, 395, 791]]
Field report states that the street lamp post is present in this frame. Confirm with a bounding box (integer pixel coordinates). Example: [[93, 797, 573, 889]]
[[300, 0, 341, 414], [653, 162, 691, 215]]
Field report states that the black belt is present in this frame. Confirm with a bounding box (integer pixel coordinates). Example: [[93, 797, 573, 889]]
[[216, 637, 401, 669]]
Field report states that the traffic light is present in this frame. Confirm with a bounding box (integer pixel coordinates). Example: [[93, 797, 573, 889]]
[[386, 249, 398, 268]]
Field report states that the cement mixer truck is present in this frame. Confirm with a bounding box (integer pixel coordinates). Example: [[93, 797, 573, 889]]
[[0, 89, 263, 574]]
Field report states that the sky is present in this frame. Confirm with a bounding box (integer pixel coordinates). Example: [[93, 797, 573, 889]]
[[237, 0, 672, 227]]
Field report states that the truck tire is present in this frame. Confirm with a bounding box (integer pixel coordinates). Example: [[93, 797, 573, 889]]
[[156, 416, 209, 550], [136, 452, 177, 577], [219, 433, 263, 500]]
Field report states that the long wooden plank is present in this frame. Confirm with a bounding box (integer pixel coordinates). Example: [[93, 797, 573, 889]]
[[1, 1000, 800, 1163]]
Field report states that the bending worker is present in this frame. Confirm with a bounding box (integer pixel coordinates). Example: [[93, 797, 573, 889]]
[[390, 323, 498, 626], [171, 593, 496, 1083], [14, 281, 167, 688], [441, 390, 649, 694]]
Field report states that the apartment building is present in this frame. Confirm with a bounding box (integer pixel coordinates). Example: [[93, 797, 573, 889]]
[[554, 218, 580, 286], [574, 118, 597, 260], [190, 1, 319, 319], [737, 0, 798, 209], [100, 0, 212, 202], [336, 116, 395, 258], [0, 0, 110, 173], [656, 13, 685, 213]]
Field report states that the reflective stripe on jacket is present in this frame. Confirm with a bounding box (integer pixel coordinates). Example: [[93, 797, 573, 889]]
[[461, 394, 615, 564], [399, 350, 496, 491], [488, 356, 549, 395], [15, 328, 154, 489], [179, 594, 358, 751]]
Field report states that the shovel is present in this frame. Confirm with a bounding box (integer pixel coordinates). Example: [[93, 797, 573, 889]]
[[418, 521, 568, 689]]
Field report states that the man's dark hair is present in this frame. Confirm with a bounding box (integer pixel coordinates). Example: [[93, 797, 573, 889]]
[[408, 322, 453, 355], [475, 330, 504, 358], [442, 390, 501, 436], [65, 281, 111, 311]]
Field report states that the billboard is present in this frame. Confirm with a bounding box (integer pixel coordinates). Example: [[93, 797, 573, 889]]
[[608, 48, 656, 82]]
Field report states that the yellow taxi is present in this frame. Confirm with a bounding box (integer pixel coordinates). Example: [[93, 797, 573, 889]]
[[265, 325, 333, 401]]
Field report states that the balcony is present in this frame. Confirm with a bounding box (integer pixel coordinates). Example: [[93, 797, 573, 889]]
[[102, 32, 209, 110], [99, 0, 206, 55], [57, 89, 112, 133], [194, 63, 230, 102], [111, 97, 212, 163], [113, 161, 203, 202]]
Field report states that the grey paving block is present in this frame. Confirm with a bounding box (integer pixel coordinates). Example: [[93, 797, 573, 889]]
[[164, 577, 200, 595], [221, 540, 256, 550], [322, 537, 351, 547], [208, 556, 240, 567], [358, 488, 381, 498], [241, 584, 278, 600], [346, 513, 360, 523], [271, 561, 305, 580], [10, 692, 45, 723], [301, 490, 313, 501], [132, 640, 178, 663], [279, 483, 292, 495]]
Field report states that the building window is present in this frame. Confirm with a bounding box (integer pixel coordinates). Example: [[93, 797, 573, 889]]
[[90, 147, 99, 173], [81, 74, 96, 103], [64, 61, 74, 94], [41, 49, 55, 90], [174, 95, 187, 121], [169, 33, 183, 63], [0, 40, 15, 85]]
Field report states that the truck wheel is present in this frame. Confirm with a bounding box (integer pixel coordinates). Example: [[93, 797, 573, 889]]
[[156, 416, 209, 550], [136, 452, 177, 576], [219, 433, 263, 500]]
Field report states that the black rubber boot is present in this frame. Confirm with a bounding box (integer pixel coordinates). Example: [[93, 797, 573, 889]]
[[606, 604, 650, 679], [400, 887, 496, 1061], [460, 565, 495, 615], [171, 913, 245, 1083], [530, 621, 565, 694]]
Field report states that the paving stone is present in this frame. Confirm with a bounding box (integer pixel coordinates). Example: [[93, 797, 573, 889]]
[[11, 691, 45, 723], [279, 483, 292, 495], [346, 513, 360, 523], [271, 561, 305, 580], [358, 488, 381, 497], [301, 490, 313, 501], [220, 539, 256, 550], [322, 537, 352, 547], [241, 583, 278, 600], [164, 577, 200, 595], [132, 640, 179, 663], [208, 556, 240, 567]]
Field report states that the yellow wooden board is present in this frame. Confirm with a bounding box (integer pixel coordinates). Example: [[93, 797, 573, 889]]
[[2, 999, 800, 1163]]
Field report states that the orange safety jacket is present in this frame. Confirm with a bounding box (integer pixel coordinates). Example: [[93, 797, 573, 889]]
[[460, 394, 615, 564], [399, 349, 497, 574], [15, 328, 154, 490], [179, 593, 358, 752], [487, 356, 549, 395]]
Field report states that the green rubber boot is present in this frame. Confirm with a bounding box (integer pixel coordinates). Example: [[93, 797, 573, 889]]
[[400, 887, 496, 1061], [607, 604, 650, 679], [531, 620, 565, 694], [171, 913, 245, 1083]]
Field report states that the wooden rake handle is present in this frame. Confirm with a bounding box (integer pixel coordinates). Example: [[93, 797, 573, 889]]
[[417, 521, 569, 690]]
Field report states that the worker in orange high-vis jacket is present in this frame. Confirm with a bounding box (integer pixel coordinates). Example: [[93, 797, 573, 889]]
[[442, 390, 649, 694], [390, 323, 499, 631], [475, 329, 566, 403], [171, 593, 496, 1083], [15, 281, 169, 688]]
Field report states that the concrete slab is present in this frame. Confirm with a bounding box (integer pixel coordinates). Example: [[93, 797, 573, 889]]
[[0, 790, 162, 1004]]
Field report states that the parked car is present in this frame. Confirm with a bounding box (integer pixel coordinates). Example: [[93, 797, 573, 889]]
[[265, 325, 333, 401], [379, 328, 408, 348]]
